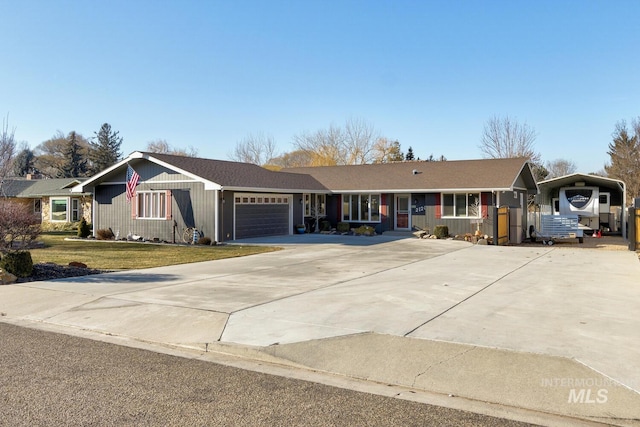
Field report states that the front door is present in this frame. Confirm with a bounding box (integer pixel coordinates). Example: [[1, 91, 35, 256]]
[[395, 195, 410, 230]]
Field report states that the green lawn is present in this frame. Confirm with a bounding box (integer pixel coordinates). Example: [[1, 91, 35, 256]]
[[29, 233, 280, 270]]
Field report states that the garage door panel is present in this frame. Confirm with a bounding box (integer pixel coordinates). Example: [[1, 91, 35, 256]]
[[236, 204, 290, 239]]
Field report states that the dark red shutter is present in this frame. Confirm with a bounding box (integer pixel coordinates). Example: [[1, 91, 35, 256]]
[[481, 193, 490, 218], [435, 193, 441, 219], [131, 194, 137, 219], [165, 190, 172, 219]]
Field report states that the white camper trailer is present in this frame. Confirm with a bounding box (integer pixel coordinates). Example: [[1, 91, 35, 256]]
[[551, 186, 613, 233], [537, 174, 627, 240]]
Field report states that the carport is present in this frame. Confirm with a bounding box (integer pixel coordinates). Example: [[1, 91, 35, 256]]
[[536, 173, 627, 239]]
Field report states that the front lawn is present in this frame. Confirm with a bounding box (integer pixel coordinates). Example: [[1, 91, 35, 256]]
[[29, 233, 280, 270]]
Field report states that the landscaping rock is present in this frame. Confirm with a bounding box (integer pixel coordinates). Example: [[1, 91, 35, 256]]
[[477, 238, 488, 245], [68, 261, 88, 268], [0, 269, 17, 285]]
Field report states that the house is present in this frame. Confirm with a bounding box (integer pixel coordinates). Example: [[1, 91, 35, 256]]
[[73, 152, 538, 243], [72, 151, 328, 242], [2, 177, 92, 227], [283, 157, 538, 240]]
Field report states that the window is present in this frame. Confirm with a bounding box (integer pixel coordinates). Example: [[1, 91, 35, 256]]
[[441, 193, 481, 218], [33, 199, 42, 214], [50, 198, 68, 222], [234, 193, 290, 205], [71, 199, 81, 222], [137, 191, 167, 219], [303, 194, 326, 217], [342, 194, 381, 222]]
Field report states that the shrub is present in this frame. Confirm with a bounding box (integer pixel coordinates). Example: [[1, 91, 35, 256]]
[[96, 228, 115, 240], [197, 236, 212, 245], [354, 225, 375, 236], [337, 222, 350, 233], [77, 218, 91, 238], [0, 202, 41, 251], [320, 220, 331, 232], [0, 251, 33, 277], [434, 225, 449, 239]]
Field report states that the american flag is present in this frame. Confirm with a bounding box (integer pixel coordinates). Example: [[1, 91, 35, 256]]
[[126, 164, 140, 202]]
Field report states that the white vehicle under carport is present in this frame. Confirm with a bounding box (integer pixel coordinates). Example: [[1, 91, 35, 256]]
[[533, 214, 584, 245]]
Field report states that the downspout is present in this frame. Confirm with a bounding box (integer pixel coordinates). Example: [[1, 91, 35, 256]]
[[214, 189, 220, 243], [91, 188, 96, 238]]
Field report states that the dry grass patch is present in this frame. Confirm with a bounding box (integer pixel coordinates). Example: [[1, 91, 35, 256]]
[[30, 233, 280, 270]]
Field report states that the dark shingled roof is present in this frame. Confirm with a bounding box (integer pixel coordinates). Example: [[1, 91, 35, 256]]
[[283, 158, 534, 192], [145, 152, 328, 191]]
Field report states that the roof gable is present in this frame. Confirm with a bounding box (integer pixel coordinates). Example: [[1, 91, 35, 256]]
[[74, 152, 328, 193]]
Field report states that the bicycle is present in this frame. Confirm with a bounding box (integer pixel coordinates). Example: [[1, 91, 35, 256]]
[[182, 227, 201, 244]]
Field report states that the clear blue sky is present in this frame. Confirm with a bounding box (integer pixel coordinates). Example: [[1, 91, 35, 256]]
[[2, 0, 639, 173]]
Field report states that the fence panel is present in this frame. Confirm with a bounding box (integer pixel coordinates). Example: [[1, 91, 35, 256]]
[[495, 206, 509, 246]]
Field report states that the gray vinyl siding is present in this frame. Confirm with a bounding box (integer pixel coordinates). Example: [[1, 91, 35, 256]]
[[94, 162, 218, 243], [415, 193, 495, 237]]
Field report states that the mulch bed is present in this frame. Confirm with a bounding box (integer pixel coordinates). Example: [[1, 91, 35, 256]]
[[15, 263, 109, 283]]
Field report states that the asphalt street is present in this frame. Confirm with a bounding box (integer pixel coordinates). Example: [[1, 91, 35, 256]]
[[0, 323, 534, 427]]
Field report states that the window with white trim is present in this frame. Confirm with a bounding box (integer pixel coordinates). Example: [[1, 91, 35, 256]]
[[442, 193, 481, 218], [303, 194, 326, 216], [50, 198, 68, 222], [342, 194, 380, 222], [71, 199, 81, 222], [137, 191, 167, 219]]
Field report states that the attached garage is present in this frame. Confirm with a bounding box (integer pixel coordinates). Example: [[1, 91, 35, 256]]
[[234, 193, 293, 239]]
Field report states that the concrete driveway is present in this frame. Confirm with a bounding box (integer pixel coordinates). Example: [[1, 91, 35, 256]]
[[2, 233, 639, 425]]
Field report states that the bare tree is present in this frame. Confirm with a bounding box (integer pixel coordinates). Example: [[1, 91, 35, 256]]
[[267, 150, 315, 169], [230, 132, 277, 165], [292, 118, 380, 166], [479, 115, 540, 163], [372, 138, 403, 163], [0, 114, 17, 196], [545, 158, 577, 179], [146, 139, 198, 157], [35, 131, 91, 178], [343, 117, 379, 164]]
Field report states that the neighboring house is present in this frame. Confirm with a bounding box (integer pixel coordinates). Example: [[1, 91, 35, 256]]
[[73, 152, 538, 243], [1, 177, 92, 225]]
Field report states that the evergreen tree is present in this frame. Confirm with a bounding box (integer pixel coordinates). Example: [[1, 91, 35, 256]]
[[59, 131, 89, 177], [605, 119, 640, 205], [90, 123, 123, 173], [405, 146, 415, 161], [13, 148, 36, 177]]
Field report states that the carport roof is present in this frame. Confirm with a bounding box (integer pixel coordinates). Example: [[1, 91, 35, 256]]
[[538, 173, 625, 193], [283, 157, 537, 192]]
